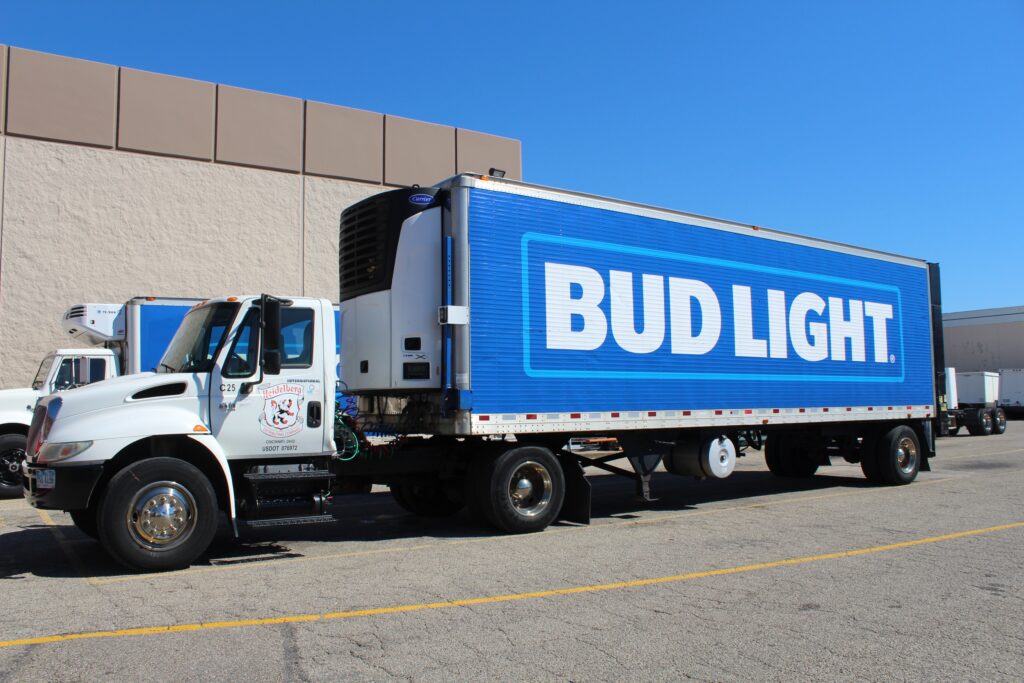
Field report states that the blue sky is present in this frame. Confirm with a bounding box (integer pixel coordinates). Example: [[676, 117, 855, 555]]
[[2, 1, 1021, 312]]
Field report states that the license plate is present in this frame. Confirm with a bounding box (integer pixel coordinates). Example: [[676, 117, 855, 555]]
[[35, 469, 56, 490]]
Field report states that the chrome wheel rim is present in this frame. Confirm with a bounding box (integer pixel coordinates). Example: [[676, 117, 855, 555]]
[[126, 481, 197, 551], [0, 447, 25, 487], [895, 437, 918, 474], [996, 412, 1006, 430], [507, 461, 553, 518]]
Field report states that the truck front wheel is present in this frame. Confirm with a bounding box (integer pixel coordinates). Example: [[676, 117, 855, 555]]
[[0, 433, 27, 497], [870, 425, 920, 485], [98, 457, 219, 571], [471, 446, 565, 533]]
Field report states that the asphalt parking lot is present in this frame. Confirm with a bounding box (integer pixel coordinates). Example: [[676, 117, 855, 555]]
[[1, 427, 1022, 682]]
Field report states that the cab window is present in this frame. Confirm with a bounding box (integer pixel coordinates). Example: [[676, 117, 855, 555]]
[[281, 309, 314, 368], [53, 358, 76, 391], [222, 309, 259, 378]]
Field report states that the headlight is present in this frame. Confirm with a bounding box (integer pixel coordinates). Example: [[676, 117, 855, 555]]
[[36, 441, 92, 464]]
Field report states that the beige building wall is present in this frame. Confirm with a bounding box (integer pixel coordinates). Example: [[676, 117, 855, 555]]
[[944, 321, 1024, 372], [0, 45, 522, 388]]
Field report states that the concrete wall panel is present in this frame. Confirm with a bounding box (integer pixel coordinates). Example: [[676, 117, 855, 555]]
[[0, 138, 303, 386], [944, 322, 1024, 372], [5, 48, 117, 147], [302, 176, 383, 300], [456, 129, 522, 180], [305, 101, 383, 183], [384, 116, 455, 187], [216, 85, 302, 172], [118, 68, 215, 160]]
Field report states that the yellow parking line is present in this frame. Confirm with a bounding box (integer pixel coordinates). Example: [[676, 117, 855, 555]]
[[2, 520, 1021, 650], [88, 475, 955, 586], [36, 510, 100, 586]]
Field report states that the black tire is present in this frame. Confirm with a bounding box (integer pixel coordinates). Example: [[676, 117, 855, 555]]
[[764, 432, 820, 478], [992, 408, 1007, 435], [69, 508, 99, 539], [97, 458, 219, 571], [872, 425, 920, 485], [390, 479, 465, 517], [0, 433, 27, 498], [859, 433, 883, 483], [947, 426, 961, 436], [473, 446, 565, 533], [967, 409, 993, 436]]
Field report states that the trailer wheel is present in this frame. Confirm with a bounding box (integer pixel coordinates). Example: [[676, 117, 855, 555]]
[[98, 458, 219, 571], [872, 425, 920, 485], [967, 409, 993, 436], [0, 433, 27, 498], [992, 408, 1007, 435], [69, 508, 99, 539], [764, 432, 820, 478], [476, 446, 564, 533], [390, 480, 465, 517]]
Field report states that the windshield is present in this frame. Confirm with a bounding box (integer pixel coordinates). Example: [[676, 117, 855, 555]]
[[156, 303, 239, 374], [32, 355, 56, 390]]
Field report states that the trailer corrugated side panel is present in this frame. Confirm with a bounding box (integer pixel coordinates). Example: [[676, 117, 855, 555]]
[[465, 186, 933, 423]]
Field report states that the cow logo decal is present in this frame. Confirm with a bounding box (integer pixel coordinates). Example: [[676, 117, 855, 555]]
[[259, 383, 304, 437]]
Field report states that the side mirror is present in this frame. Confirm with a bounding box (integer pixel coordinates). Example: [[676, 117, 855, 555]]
[[263, 349, 281, 376], [261, 295, 283, 376]]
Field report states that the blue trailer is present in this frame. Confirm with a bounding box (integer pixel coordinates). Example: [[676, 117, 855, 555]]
[[338, 174, 943, 531]]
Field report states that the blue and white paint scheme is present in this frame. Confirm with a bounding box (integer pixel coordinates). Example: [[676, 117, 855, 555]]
[[464, 180, 934, 429]]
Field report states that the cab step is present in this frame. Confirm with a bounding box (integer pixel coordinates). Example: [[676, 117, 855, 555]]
[[244, 470, 335, 483], [242, 515, 336, 529]]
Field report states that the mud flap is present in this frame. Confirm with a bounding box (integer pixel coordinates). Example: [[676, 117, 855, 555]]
[[558, 456, 591, 525]]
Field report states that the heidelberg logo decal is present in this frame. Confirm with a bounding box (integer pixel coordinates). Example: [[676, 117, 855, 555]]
[[258, 383, 304, 437]]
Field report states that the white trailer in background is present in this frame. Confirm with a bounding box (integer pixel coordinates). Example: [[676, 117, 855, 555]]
[[997, 368, 1024, 413], [943, 368, 1006, 436]]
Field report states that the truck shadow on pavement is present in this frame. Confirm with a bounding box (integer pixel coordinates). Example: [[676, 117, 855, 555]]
[[0, 468, 883, 581]]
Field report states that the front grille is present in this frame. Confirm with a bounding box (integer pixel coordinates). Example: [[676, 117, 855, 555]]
[[25, 404, 47, 461]]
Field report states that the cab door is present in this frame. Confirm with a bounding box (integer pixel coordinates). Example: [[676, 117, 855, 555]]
[[210, 304, 328, 458]]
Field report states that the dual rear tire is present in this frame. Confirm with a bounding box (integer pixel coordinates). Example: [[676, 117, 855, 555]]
[[466, 446, 565, 533], [764, 431, 821, 478], [861, 425, 920, 485]]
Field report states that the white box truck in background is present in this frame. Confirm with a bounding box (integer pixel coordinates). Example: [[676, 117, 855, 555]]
[[0, 297, 200, 495]]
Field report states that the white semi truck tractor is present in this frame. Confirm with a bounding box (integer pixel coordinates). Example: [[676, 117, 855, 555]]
[[24, 175, 949, 571], [0, 298, 200, 495]]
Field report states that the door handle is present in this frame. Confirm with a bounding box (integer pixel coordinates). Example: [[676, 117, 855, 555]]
[[307, 401, 322, 428]]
